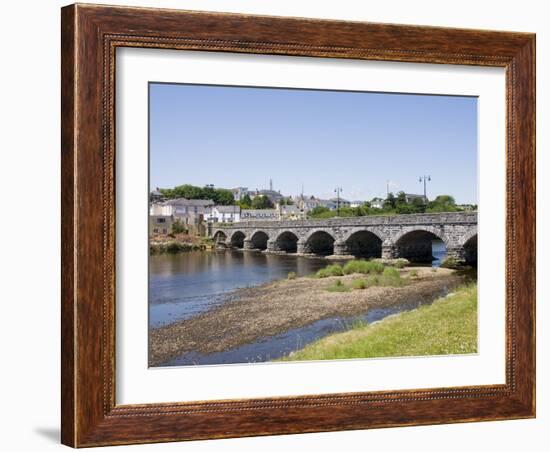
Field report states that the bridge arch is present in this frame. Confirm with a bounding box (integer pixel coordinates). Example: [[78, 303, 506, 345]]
[[393, 227, 448, 264], [463, 233, 478, 266], [228, 230, 246, 249], [303, 229, 336, 256], [274, 230, 299, 253], [250, 230, 269, 250], [343, 229, 383, 258], [212, 230, 227, 243]]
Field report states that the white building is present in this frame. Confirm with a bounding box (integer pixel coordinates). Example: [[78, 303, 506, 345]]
[[205, 205, 241, 223], [240, 209, 280, 221], [231, 187, 249, 201], [370, 197, 385, 209], [326, 198, 351, 209], [404, 193, 428, 204], [150, 198, 214, 226], [278, 204, 301, 220]]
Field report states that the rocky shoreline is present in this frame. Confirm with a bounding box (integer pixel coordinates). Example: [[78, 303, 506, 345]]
[[149, 267, 465, 366]]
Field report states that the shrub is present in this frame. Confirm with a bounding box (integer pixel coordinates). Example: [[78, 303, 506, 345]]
[[164, 242, 195, 253], [352, 279, 367, 290], [316, 264, 344, 278], [287, 271, 297, 280], [171, 220, 186, 234], [383, 267, 400, 277], [380, 267, 405, 287], [394, 258, 408, 269], [342, 260, 384, 275], [326, 279, 350, 292], [409, 269, 419, 278], [367, 275, 380, 286], [440, 257, 460, 269]]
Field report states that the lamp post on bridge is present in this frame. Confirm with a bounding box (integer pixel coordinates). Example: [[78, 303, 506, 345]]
[[419, 175, 431, 202], [334, 186, 343, 217]]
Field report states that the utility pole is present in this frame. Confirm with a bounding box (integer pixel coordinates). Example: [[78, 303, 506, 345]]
[[334, 186, 343, 217], [386, 180, 389, 197], [419, 175, 431, 201]]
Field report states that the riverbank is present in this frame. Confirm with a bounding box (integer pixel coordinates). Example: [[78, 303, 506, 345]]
[[279, 283, 477, 361], [149, 233, 214, 254], [149, 266, 466, 366]]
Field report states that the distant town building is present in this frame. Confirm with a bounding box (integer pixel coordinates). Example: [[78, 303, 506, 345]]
[[149, 187, 165, 203], [294, 195, 322, 212], [457, 204, 477, 211], [327, 198, 351, 209], [205, 205, 241, 223], [150, 198, 214, 235], [370, 197, 385, 209], [231, 180, 285, 204], [404, 193, 428, 204], [231, 187, 249, 201], [250, 189, 283, 204], [278, 204, 301, 220], [149, 214, 172, 235]]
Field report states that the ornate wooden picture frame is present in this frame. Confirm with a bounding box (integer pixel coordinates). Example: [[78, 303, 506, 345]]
[[61, 3, 535, 447]]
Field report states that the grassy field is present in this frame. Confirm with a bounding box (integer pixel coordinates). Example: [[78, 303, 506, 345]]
[[280, 283, 477, 362]]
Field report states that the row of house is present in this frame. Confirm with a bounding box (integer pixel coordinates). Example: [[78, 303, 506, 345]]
[[149, 198, 302, 236], [149, 184, 431, 236], [293, 195, 352, 211]]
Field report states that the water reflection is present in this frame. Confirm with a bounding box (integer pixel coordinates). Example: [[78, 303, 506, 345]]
[[432, 240, 447, 267], [149, 250, 328, 327]]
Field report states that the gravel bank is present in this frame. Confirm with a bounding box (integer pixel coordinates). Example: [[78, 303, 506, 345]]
[[149, 267, 463, 366]]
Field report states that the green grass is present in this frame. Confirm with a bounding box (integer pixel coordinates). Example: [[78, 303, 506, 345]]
[[393, 258, 408, 268], [326, 279, 351, 292], [287, 271, 297, 280], [342, 260, 384, 275], [315, 264, 344, 278], [352, 279, 367, 290], [281, 283, 477, 361], [379, 267, 405, 286], [440, 257, 460, 269]]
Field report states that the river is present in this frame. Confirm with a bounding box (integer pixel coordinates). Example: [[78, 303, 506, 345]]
[[150, 243, 449, 366]]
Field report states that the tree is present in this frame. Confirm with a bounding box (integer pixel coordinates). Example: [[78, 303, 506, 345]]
[[239, 194, 252, 209], [171, 219, 186, 234], [212, 189, 234, 205], [396, 191, 407, 206], [411, 196, 427, 213], [384, 192, 396, 209], [433, 195, 456, 205], [251, 195, 273, 209], [308, 206, 332, 218], [427, 195, 458, 213], [279, 197, 294, 206], [172, 184, 203, 199]]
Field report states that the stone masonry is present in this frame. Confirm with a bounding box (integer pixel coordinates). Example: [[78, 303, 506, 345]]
[[210, 212, 477, 263]]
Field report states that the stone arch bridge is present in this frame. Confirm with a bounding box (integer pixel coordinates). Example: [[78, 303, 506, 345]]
[[210, 212, 477, 264]]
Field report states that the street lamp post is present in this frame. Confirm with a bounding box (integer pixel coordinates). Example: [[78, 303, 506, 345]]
[[334, 187, 343, 217], [418, 175, 431, 201]]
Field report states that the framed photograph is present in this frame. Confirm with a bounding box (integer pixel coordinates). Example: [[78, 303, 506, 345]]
[[61, 3, 535, 447]]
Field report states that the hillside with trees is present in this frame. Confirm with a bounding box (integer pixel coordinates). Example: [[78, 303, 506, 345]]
[[160, 184, 234, 205]]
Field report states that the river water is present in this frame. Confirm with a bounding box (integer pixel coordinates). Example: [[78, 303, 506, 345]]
[[150, 243, 449, 366]]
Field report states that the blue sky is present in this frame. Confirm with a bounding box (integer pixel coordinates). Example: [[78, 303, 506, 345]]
[[149, 83, 477, 204]]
